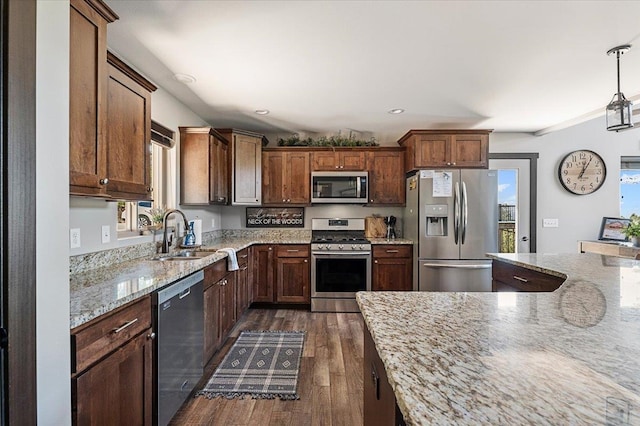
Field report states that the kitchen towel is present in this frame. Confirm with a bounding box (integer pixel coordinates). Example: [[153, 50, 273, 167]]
[[218, 248, 239, 271]]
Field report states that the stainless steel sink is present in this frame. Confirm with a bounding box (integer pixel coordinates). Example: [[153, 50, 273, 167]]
[[151, 250, 212, 261]]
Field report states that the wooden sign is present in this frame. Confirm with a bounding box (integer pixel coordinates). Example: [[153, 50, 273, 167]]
[[246, 207, 305, 228]]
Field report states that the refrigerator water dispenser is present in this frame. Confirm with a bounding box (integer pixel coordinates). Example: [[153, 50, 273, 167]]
[[425, 204, 448, 236]]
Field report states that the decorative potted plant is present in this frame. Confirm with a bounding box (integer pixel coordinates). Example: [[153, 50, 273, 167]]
[[147, 206, 167, 231], [624, 217, 640, 247]]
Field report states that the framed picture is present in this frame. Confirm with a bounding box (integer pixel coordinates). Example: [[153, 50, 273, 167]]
[[598, 217, 631, 242]]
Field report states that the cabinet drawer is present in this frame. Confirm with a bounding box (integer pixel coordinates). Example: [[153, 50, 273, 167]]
[[72, 296, 151, 374], [237, 248, 249, 267], [492, 260, 565, 292], [372, 245, 412, 258], [276, 245, 310, 257], [205, 259, 227, 288]]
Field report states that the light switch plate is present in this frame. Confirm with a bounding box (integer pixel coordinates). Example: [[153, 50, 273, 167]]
[[543, 218, 559, 228], [70, 228, 81, 248], [101, 225, 110, 244]]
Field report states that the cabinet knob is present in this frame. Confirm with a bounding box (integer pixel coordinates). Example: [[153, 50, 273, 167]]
[[287, 199, 291, 203], [304, 259, 308, 263], [282, 199, 286, 202], [335, 166, 339, 169], [340, 165, 344, 169], [370, 199, 374, 202], [147, 186, 152, 192], [268, 247, 272, 251], [374, 260, 378, 264], [99, 178, 109, 185], [147, 332, 156, 340], [452, 162, 456, 166], [446, 162, 451, 166]]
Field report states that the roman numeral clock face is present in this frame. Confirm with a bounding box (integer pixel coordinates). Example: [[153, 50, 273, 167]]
[[558, 150, 606, 195]]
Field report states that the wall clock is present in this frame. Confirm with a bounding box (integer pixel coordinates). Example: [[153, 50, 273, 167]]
[[558, 150, 606, 195], [559, 280, 607, 328]]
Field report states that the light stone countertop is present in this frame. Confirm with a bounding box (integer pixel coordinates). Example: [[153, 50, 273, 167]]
[[70, 234, 414, 329], [357, 252, 640, 425]]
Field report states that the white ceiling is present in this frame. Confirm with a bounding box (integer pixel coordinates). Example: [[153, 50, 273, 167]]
[[106, 0, 640, 142]]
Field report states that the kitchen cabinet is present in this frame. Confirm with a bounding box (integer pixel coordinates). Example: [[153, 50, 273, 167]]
[[203, 260, 236, 363], [311, 149, 366, 171], [216, 128, 263, 205], [251, 244, 310, 304], [104, 52, 156, 200], [492, 259, 565, 292], [179, 127, 229, 205], [367, 148, 405, 206], [71, 296, 153, 425], [262, 149, 310, 205], [235, 248, 251, 319], [397, 129, 491, 171], [275, 245, 310, 303], [364, 326, 405, 426], [372, 245, 413, 291], [69, 0, 118, 197]]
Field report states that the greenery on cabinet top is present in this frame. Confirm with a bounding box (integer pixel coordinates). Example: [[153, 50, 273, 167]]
[[277, 135, 378, 147]]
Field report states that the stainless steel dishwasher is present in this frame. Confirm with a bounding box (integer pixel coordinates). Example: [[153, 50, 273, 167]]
[[154, 270, 204, 426]]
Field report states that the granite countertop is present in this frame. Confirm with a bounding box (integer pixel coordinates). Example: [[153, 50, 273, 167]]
[[70, 234, 415, 329], [357, 253, 640, 425]]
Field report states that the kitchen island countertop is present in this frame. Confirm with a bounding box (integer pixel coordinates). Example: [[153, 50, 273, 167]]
[[357, 252, 640, 425]]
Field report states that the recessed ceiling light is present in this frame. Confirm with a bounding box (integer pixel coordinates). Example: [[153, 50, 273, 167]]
[[388, 108, 405, 114], [255, 109, 270, 115], [173, 73, 196, 84]]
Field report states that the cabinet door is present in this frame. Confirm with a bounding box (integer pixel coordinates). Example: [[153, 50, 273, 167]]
[[232, 134, 262, 205], [276, 257, 310, 303], [74, 330, 153, 426], [415, 134, 451, 168], [252, 245, 275, 302], [203, 283, 221, 363], [262, 152, 285, 205], [210, 136, 229, 204], [180, 130, 212, 205], [452, 134, 488, 168], [373, 258, 412, 291], [339, 151, 366, 170], [69, 0, 112, 195], [311, 151, 339, 170], [363, 327, 399, 426], [105, 57, 153, 200], [235, 263, 250, 319], [367, 150, 405, 205], [219, 274, 236, 339], [285, 151, 310, 204]]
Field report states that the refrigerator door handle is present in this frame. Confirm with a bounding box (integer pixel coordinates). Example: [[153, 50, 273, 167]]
[[454, 182, 460, 244], [422, 262, 491, 269], [461, 181, 468, 244]]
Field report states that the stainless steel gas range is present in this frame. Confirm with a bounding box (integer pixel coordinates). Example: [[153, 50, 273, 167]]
[[310, 218, 371, 312]]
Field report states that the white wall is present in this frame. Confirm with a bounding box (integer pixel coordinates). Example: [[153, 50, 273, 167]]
[[36, 1, 71, 424], [491, 117, 640, 253], [69, 86, 223, 255]]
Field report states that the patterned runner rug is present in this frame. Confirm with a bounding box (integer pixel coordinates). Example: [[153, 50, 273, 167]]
[[197, 330, 305, 400]]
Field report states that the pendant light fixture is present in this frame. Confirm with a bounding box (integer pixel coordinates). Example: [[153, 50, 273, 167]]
[[606, 44, 633, 132]]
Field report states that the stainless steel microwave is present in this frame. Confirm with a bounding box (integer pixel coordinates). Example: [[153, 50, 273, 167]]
[[311, 171, 368, 203]]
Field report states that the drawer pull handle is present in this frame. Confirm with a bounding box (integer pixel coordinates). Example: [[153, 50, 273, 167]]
[[386, 250, 399, 253], [242, 266, 248, 271], [240, 254, 248, 259], [113, 318, 138, 334], [287, 249, 299, 252], [513, 275, 528, 283]]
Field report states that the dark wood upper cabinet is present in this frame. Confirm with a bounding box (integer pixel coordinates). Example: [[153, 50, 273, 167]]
[[69, 0, 157, 200], [366, 148, 405, 206], [179, 127, 229, 205], [216, 128, 263, 205], [397, 129, 491, 172], [104, 52, 156, 200], [69, 0, 118, 196], [311, 150, 366, 171], [262, 149, 310, 205]]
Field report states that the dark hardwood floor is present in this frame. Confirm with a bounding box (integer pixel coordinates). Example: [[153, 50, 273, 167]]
[[171, 308, 365, 426]]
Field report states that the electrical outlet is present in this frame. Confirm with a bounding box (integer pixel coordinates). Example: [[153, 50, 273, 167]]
[[543, 218, 559, 228], [101, 225, 110, 244], [70, 228, 81, 249]]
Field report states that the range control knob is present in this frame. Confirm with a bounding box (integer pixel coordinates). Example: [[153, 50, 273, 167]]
[[352, 244, 357, 249], [338, 244, 344, 250]]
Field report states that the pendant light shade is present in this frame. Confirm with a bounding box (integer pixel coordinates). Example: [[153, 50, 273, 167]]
[[606, 44, 633, 132]]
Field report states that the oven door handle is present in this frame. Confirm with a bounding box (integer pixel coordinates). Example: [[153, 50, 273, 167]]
[[312, 251, 371, 256]]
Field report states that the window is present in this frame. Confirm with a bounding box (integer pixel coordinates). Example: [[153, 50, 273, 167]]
[[620, 156, 640, 219], [117, 121, 175, 235]]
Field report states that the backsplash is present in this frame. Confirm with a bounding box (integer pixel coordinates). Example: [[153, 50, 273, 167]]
[[69, 228, 312, 275]]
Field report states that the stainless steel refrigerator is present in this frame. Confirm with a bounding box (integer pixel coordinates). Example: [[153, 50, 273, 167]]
[[404, 169, 498, 292]]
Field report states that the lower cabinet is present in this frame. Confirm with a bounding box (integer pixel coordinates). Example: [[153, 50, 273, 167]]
[[235, 247, 251, 319], [492, 259, 565, 292], [251, 244, 310, 305], [372, 245, 413, 291], [203, 260, 236, 364], [71, 296, 153, 425], [364, 326, 405, 426]]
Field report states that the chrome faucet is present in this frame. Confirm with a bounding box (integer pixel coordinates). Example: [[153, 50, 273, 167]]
[[160, 209, 191, 254]]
